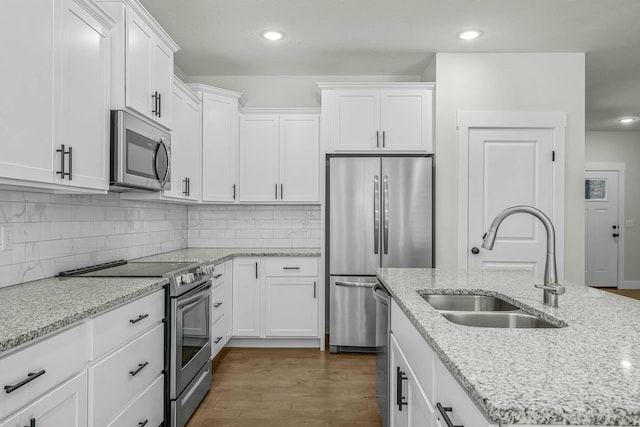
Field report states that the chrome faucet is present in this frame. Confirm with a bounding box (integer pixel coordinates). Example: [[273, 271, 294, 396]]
[[481, 205, 565, 307]]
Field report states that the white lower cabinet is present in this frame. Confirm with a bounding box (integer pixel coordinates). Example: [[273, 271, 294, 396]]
[[390, 300, 493, 427], [105, 375, 163, 427], [232, 257, 321, 344], [211, 261, 232, 359]]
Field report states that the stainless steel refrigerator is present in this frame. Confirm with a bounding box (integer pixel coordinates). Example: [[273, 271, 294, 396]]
[[328, 155, 433, 353]]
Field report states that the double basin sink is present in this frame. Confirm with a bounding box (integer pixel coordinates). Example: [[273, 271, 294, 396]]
[[420, 293, 564, 328]]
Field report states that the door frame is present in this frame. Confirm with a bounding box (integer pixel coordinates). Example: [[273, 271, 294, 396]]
[[456, 111, 566, 276], [585, 162, 626, 287]]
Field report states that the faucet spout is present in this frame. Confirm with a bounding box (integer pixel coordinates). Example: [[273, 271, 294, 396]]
[[481, 205, 564, 307]]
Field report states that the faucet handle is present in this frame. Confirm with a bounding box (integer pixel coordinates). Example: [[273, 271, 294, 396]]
[[535, 282, 566, 295]]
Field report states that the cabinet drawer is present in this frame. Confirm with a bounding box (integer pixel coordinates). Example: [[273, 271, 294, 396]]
[[211, 316, 226, 359], [106, 374, 163, 427], [91, 290, 165, 360], [212, 263, 225, 287], [265, 258, 318, 277], [0, 324, 87, 418], [89, 323, 164, 427], [211, 285, 225, 325]]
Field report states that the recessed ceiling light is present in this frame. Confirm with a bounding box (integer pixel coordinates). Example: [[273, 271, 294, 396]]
[[618, 117, 637, 124], [261, 31, 284, 41], [457, 30, 482, 40]]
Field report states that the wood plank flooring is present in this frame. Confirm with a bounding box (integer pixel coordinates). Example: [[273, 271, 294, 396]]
[[186, 348, 382, 427], [597, 287, 640, 300]]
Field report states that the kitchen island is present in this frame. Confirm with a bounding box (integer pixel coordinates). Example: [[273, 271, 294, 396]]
[[377, 268, 640, 425]]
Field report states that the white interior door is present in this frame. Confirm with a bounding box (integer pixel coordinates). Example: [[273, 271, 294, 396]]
[[467, 128, 555, 278], [585, 170, 619, 287]]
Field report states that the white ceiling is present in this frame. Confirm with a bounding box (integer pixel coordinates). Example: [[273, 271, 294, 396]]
[[140, 0, 640, 131]]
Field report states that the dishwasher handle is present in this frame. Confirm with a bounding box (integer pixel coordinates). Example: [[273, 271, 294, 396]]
[[335, 280, 376, 289], [371, 283, 389, 305]]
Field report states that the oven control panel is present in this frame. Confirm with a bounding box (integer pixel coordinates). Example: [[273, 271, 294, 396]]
[[175, 263, 216, 287]]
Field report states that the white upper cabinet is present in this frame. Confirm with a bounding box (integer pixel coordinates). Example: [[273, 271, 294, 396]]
[[189, 85, 245, 203], [239, 110, 320, 203], [99, 0, 179, 129], [319, 83, 434, 153], [0, 0, 114, 193]]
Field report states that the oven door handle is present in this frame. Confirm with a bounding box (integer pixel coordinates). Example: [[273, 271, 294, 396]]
[[177, 285, 211, 310]]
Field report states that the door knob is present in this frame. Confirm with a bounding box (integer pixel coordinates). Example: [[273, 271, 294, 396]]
[[471, 247, 480, 255]]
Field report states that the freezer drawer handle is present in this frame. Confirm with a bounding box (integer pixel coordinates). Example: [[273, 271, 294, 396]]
[[436, 402, 463, 427], [335, 281, 376, 288], [4, 370, 46, 394]]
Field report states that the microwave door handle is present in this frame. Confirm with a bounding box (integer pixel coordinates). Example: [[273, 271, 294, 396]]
[[155, 138, 170, 189]]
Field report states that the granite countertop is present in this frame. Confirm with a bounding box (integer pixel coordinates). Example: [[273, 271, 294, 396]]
[[131, 247, 321, 264], [0, 276, 167, 354], [377, 268, 640, 426]]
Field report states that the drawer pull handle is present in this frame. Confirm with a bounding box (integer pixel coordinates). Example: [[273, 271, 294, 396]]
[[4, 370, 46, 394], [214, 337, 223, 344], [214, 302, 223, 308], [138, 420, 148, 427], [436, 402, 463, 427], [396, 366, 408, 411], [213, 273, 223, 279], [129, 362, 149, 377], [24, 418, 35, 427], [283, 267, 300, 270], [130, 314, 149, 324]]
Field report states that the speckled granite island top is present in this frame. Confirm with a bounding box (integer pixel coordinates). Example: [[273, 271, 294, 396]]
[[132, 247, 321, 264], [0, 276, 167, 354], [377, 268, 640, 426]]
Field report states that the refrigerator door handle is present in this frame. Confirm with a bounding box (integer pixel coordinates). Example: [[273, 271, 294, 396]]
[[335, 280, 377, 288], [374, 175, 380, 254], [383, 175, 389, 255]]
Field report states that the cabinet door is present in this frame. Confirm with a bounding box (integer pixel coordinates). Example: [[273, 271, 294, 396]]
[[279, 115, 319, 202], [15, 372, 87, 427], [232, 259, 262, 337], [55, 0, 111, 190], [0, 0, 55, 184], [201, 93, 239, 202], [152, 40, 174, 129], [390, 336, 408, 427], [224, 260, 234, 340], [166, 82, 201, 200], [264, 277, 318, 337], [331, 90, 380, 151], [380, 89, 433, 152], [239, 115, 280, 202], [125, 9, 153, 118]]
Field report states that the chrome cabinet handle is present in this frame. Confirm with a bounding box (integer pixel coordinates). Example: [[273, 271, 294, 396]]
[[383, 175, 389, 255], [129, 314, 149, 324], [4, 370, 46, 394], [436, 402, 463, 427], [374, 175, 380, 255], [129, 362, 149, 377], [396, 366, 407, 411]]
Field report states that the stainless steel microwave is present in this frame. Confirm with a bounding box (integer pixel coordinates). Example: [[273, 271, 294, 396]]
[[110, 110, 171, 192]]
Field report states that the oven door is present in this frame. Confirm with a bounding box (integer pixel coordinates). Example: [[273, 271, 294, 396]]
[[111, 110, 171, 191], [171, 283, 211, 397]]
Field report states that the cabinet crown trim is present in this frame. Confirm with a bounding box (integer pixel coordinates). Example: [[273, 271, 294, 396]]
[[77, 0, 117, 28], [101, 0, 180, 52], [174, 76, 201, 105], [317, 82, 435, 92], [240, 108, 320, 115], [187, 84, 246, 106]]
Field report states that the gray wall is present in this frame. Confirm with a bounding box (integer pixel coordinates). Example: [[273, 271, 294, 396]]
[[586, 131, 640, 282]]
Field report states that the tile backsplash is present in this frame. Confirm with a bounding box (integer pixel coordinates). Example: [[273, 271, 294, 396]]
[[0, 190, 188, 288], [188, 204, 321, 248], [0, 189, 321, 288]]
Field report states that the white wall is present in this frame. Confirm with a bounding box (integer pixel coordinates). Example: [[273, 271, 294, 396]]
[[188, 204, 320, 248], [184, 75, 421, 108], [586, 131, 640, 282], [434, 53, 586, 282], [0, 190, 188, 288]]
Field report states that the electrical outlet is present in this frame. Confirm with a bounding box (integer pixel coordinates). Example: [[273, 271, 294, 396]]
[[1, 226, 14, 251], [626, 219, 634, 228]]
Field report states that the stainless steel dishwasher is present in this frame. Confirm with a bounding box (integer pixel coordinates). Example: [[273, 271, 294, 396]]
[[372, 282, 390, 427]]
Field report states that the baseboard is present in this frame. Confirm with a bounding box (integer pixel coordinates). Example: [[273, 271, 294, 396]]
[[620, 280, 640, 289], [226, 337, 321, 348]]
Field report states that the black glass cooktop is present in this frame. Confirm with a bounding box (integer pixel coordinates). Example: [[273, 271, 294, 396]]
[[58, 260, 197, 278]]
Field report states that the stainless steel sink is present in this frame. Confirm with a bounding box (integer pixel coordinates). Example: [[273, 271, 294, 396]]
[[421, 294, 519, 312], [439, 311, 561, 328], [419, 292, 566, 328]]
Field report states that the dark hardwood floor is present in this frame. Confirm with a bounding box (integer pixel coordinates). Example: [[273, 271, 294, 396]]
[[186, 348, 382, 427], [597, 287, 640, 301]]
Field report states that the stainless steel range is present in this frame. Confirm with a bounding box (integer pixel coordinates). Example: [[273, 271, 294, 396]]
[[59, 259, 215, 427]]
